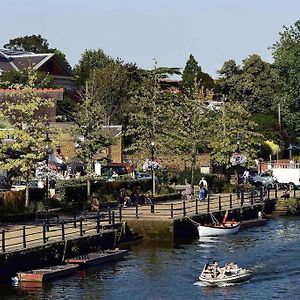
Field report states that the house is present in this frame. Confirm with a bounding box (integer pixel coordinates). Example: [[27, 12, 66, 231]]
[[0, 49, 77, 92]]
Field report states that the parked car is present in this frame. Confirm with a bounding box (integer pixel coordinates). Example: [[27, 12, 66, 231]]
[[250, 172, 278, 188]]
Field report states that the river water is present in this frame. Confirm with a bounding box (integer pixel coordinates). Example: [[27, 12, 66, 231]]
[[1, 217, 300, 300]]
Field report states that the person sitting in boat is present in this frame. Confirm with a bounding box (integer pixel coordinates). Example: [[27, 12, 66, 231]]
[[212, 261, 221, 278]]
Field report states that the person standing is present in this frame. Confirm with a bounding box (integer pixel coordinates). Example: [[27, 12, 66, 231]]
[[49, 178, 56, 199]]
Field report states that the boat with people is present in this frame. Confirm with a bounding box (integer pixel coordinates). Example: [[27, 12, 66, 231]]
[[197, 212, 241, 237], [199, 262, 251, 285]]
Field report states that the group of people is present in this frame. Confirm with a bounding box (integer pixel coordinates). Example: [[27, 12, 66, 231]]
[[117, 187, 152, 208], [203, 262, 239, 279]]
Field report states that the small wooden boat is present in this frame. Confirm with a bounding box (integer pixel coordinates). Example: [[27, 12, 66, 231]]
[[197, 212, 240, 237], [199, 263, 251, 285], [65, 249, 128, 266], [16, 264, 79, 282], [198, 222, 240, 237]]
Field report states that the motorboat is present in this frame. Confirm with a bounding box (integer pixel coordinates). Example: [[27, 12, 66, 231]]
[[199, 262, 251, 285], [197, 212, 240, 237]]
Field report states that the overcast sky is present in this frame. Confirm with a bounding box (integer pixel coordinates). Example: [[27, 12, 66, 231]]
[[1, 0, 300, 77]]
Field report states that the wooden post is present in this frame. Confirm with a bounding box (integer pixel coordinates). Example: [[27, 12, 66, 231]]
[[195, 198, 198, 215], [260, 189, 263, 202], [230, 194, 232, 209], [241, 190, 244, 207], [80, 219, 83, 236], [135, 203, 139, 218], [250, 192, 254, 206], [112, 211, 115, 225], [2, 230, 5, 253], [218, 196, 222, 211], [22, 226, 26, 248], [96, 214, 100, 233], [275, 184, 278, 198], [119, 206, 122, 222], [151, 203, 155, 214], [73, 214, 77, 228], [43, 224, 47, 244], [108, 207, 111, 224], [183, 201, 186, 216], [207, 195, 210, 213], [61, 222, 65, 240], [267, 188, 270, 200], [171, 203, 174, 218]]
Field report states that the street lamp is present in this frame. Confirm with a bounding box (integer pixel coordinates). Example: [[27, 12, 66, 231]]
[[44, 122, 52, 228], [150, 141, 156, 200]]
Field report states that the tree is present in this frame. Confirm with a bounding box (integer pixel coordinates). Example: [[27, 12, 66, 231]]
[[272, 20, 300, 138], [72, 80, 113, 198], [164, 80, 210, 188], [209, 102, 261, 168], [218, 55, 278, 114], [74, 49, 114, 85], [181, 54, 214, 93], [0, 69, 55, 206]]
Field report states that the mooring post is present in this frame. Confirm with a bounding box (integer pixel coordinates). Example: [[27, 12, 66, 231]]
[[275, 185, 278, 198], [73, 214, 77, 228], [61, 221, 65, 241], [135, 203, 139, 218], [218, 196, 222, 211], [22, 226, 26, 248], [43, 224, 47, 244], [108, 207, 112, 224], [79, 219, 83, 236], [241, 190, 244, 207], [183, 201, 186, 216], [230, 194, 232, 209], [171, 203, 174, 218], [207, 195, 210, 213], [2, 230, 5, 253], [195, 198, 198, 215]]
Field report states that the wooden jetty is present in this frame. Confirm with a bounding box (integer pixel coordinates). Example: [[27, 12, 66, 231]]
[[17, 264, 79, 282], [65, 249, 128, 266]]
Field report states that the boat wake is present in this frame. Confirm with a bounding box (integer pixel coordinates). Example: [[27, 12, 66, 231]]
[[194, 280, 246, 287]]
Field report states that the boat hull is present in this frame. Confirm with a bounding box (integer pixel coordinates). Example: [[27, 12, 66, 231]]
[[65, 249, 128, 266], [198, 223, 240, 237]]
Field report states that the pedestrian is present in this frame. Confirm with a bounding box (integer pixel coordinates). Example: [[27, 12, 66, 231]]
[[49, 178, 56, 199], [199, 177, 208, 200], [242, 169, 249, 184]]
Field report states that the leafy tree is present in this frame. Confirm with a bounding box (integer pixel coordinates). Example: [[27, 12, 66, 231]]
[[181, 54, 214, 93], [74, 49, 114, 85], [0, 70, 56, 205], [209, 102, 261, 168], [72, 80, 112, 197], [164, 80, 210, 188], [0, 69, 54, 88], [272, 20, 300, 137], [218, 55, 278, 114]]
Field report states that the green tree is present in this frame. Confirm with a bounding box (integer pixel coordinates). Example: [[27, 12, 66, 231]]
[[72, 80, 113, 198], [209, 102, 261, 168], [218, 55, 278, 114], [272, 20, 300, 137], [181, 54, 214, 93], [164, 80, 210, 188], [0, 70, 55, 206], [74, 49, 114, 85]]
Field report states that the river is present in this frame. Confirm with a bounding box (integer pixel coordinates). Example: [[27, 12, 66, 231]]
[[1, 217, 300, 300]]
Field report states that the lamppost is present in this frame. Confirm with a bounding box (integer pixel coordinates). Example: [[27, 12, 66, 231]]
[[150, 141, 156, 200], [44, 123, 52, 229]]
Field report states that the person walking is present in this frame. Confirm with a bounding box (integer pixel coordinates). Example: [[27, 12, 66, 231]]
[[199, 177, 208, 200]]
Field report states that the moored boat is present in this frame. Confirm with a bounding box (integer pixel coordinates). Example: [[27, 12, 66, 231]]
[[16, 264, 79, 282], [197, 212, 240, 237], [199, 262, 251, 285], [65, 249, 128, 266]]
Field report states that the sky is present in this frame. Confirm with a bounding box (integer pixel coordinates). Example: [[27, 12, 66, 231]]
[[1, 0, 300, 77]]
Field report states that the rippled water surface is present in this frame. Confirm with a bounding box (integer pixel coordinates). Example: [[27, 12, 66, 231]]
[[1, 217, 300, 300]]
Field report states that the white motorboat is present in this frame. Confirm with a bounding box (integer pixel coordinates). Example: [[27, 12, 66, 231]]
[[197, 212, 240, 237], [199, 263, 251, 285]]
